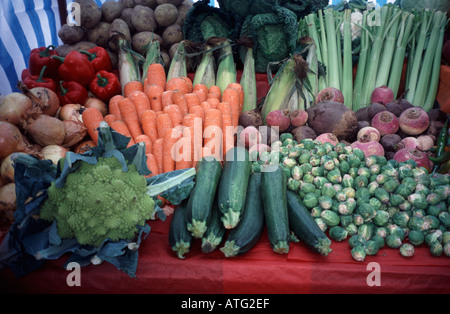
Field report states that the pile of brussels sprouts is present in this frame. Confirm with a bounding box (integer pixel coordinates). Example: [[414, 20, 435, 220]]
[[252, 133, 450, 261]]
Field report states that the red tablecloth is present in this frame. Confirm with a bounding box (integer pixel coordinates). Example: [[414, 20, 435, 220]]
[[1, 216, 449, 294]]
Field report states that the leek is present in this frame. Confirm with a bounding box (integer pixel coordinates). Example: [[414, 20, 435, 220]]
[[342, 9, 353, 109], [240, 43, 257, 112], [352, 10, 370, 110], [324, 8, 341, 90], [167, 40, 187, 81], [193, 43, 216, 88], [215, 38, 237, 94]]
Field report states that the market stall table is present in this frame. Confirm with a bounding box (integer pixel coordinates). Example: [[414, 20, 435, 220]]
[[1, 215, 449, 294]]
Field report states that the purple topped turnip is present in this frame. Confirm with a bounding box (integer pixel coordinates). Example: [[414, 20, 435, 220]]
[[399, 107, 430, 135], [265, 109, 291, 132], [316, 87, 344, 104], [371, 111, 399, 136], [371, 85, 394, 105]]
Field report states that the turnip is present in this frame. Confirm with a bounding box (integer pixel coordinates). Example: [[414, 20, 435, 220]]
[[357, 127, 381, 142], [239, 126, 262, 148], [316, 87, 344, 104], [395, 137, 422, 151], [351, 138, 385, 157], [315, 133, 339, 146], [399, 107, 430, 135], [371, 111, 399, 136], [393, 148, 432, 170], [265, 109, 290, 132], [289, 109, 308, 127], [417, 135, 435, 151], [370, 85, 394, 105]]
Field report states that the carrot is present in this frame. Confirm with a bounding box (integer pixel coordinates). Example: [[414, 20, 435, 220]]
[[221, 114, 235, 159], [166, 77, 190, 94], [208, 85, 221, 97], [184, 92, 201, 110], [206, 97, 220, 109], [226, 83, 244, 109], [188, 105, 205, 124], [124, 80, 144, 98], [161, 90, 174, 108], [74, 140, 96, 154], [108, 95, 124, 120], [110, 120, 135, 146], [146, 63, 166, 90], [163, 104, 183, 127], [193, 83, 208, 95], [200, 101, 212, 115], [103, 114, 117, 125], [203, 108, 223, 159], [118, 98, 143, 141], [217, 101, 232, 116], [82, 107, 104, 145], [171, 89, 188, 115], [145, 84, 164, 112], [140, 109, 159, 143], [175, 131, 193, 170], [221, 87, 240, 128], [180, 76, 193, 93], [153, 138, 164, 174], [207, 92, 221, 101], [162, 127, 178, 173], [156, 112, 173, 138], [135, 134, 153, 154], [145, 153, 159, 178], [128, 90, 151, 122]]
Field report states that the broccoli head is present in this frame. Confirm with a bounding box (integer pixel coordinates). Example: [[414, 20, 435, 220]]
[[40, 156, 155, 247]]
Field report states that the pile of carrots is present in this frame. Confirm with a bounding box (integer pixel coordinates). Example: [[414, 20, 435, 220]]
[[81, 63, 244, 178]]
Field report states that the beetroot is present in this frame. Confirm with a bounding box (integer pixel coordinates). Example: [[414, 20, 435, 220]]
[[265, 109, 290, 132], [380, 134, 402, 152], [371, 111, 399, 136], [370, 85, 394, 105], [315, 133, 339, 146], [239, 108, 263, 128], [393, 148, 432, 170], [239, 126, 262, 148], [316, 87, 344, 104], [351, 138, 385, 157], [291, 126, 317, 142], [289, 109, 308, 127], [399, 107, 430, 135]]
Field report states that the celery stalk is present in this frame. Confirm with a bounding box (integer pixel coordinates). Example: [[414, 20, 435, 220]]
[[342, 9, 353, 109], [324, 9, 340, 90], [353, 10, 369, 110]]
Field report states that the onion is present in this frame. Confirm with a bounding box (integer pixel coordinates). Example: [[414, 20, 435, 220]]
[[351, 138, 385, 157], [30, 87, 60, 117], [399, 107, 430, 135], [26, 114, 66, 147], [0, 92, 33, 126], [63, 119, 87, 147], [0, 121, 37, 159], [1, 152, 28, 183], [357, 127, 381, 142], [315, 133, 339, 145], [417, 135, 435, 151], [316, 87, 344, 104], [371, 111, 399, 135], [0, 183, 16, 212], [40, 145, 69, 164], [59, 103, 84, 122], [370, 85, 394, 105], [395, 137, 422, 151], [85, 97, 107, 116], [393, 148, 431, 170]]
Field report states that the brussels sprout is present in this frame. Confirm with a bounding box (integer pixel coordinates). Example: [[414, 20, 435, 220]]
[[311, 166, 325, 177], [334, 142, 346, 153], [291, 165, 303, 180], [320, 209, 340, 227], [399, 243, 415, 257], [412, 209, 426, 218], [339, 160, 350, 174], [280, 133, 293, 142], [353, 214, 364, 226], [288, 146, 302, 158], [310, 207, 323, 218], [408, 229, 425, 246], [434, 185, 450, 199], [438, 212, 450, 228], [442, 231, 450, 245], [387, 224, 406, 240], [381, 164, 398, 177], [300, 182, 316, 193], [386, 233, 403, 248], [389, 194, 404, 207], [329, 226, 348, 242], [335, 191, 347, 202], [319, 195, 333, 210], [396, 184, 413, 199], [342, 174, 354, 189], [309, 155, 321, 166], [322, 159, 335, 171], [302, 138, 316, 149], [392, 212, 410, 228], [345, 223, 358, 236], [443, 243, 450, 257], [415, 174, 431, 187], [287, 178, 301, 192], [351, 245, 366, 262], [342, 187, 356, 199], [370, 164, 381, 176], [355, 187, 371, 204], [314, 176, 330, 189], [374, 210, 390, 227], [383, 179, 400, 193], [358, 223, 374, 241], [283, 157, 297, 169], [425, 193, 442, 206], [375, 227, 389, 238], [371, 234, 385, 249], [365, 156, 378, 167], [373, 188, 389, 204], [303, 192, 319, 208], [398, 166, 414, 180], [326, 169, 342, 184], [348, 167, 358, 178], [402, 177, 417, 191], [338, 153, 348, 162], [358, 167, 371, 179], [315, 217, 328, 232], [387, 206, 400, 217], [430, 173, 450, 188], [408, 216, 425, 231], [355, 175, 369, 188], [303, 173, 314, 184], [364, 240, 379, 255], [398, 200, 412, 211], [348, 155, 361, 168], [321, 183, 336, 198], [427, 202, 446, 217], [429, 241, 443, 257], [425, 229, 443, 246], [388, 158, 399, 167], [340, 215, 353, 228], [367, 181, 379, 195], [423, 215, 440, 230], [322, 142, 333, 153], [357, 203, 377, 222], [407, 193, 428, 210], [350, 148, 364, 161], [280, 146, 290, 157], [298, 152, 311, 164]]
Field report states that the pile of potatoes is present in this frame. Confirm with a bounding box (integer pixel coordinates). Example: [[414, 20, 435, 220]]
[[57, 0, 193, 69]]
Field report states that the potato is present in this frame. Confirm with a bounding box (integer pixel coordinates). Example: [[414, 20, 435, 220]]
[[55, 41, 97, 57], [109, 18, 131, 51], [86, 22, 111, 48], [132, 31, 163, 54], [74, 0, 102, 29], [107, 49, 119, 69], [154, 3, 178, 27], [120, 8, 135, 34], [156, 0, 184, 5], [134, 0, 158, 8], [169, 42, 179, 59], [131, 5, 157, 32], [101, 0, 123, 23], [162, 24, 183, 47], [175, 0, 193, 26], [160, 50, 170, 71], [58, 24, 85, 45], [119, 0, 135, 8]]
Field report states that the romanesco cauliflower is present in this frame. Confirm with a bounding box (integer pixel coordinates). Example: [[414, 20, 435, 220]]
[[40, 156, 155, 247]]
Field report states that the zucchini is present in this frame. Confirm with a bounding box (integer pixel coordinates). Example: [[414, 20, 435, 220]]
[[201, 201, 226, 253], [168, 200, 192, 259], [186, 157, 222, 238], [217, 147, 252, 229], [261, 165, 290, 254], [220, 173, 265, 257], [286, 190, 332, 256]]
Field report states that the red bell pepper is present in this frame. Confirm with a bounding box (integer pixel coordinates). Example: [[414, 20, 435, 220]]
[[89, 70, 121, 101], [52, 51, 95, 86], [79, 47, 113, 73], [23, 66, 57, 91], [29, 45, 60, 77], [58, 81, 89, 105]]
